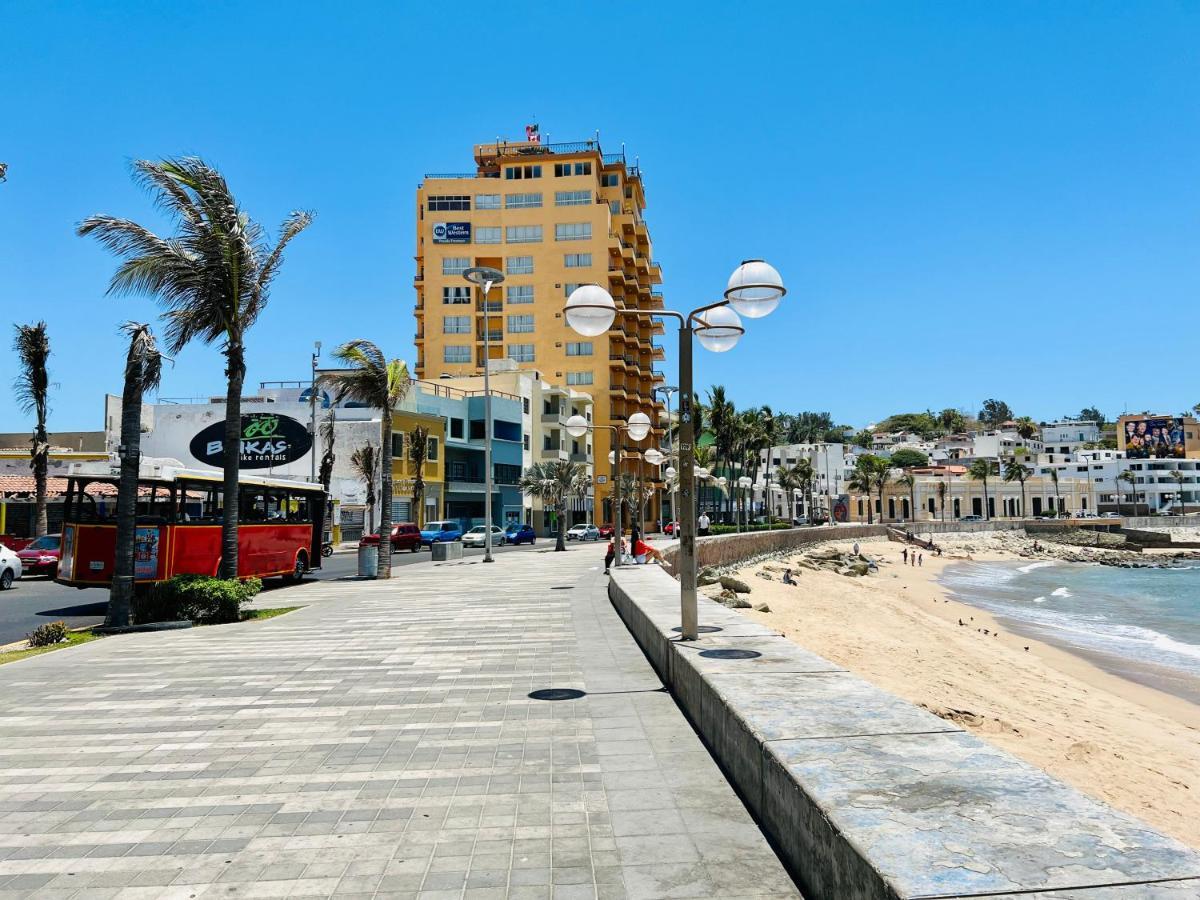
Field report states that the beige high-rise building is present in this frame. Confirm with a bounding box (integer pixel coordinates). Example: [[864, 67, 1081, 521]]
[[413, 136, 665, 527]]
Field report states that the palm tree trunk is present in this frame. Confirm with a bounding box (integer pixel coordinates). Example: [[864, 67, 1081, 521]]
[[555, 501, 566, 552], [983, 479, 990, 520], [378, 414, 393, 578], [108, 363, 144, 627], [32, 429, 48, 537], [1020, 481, 1026, 519], [220, 346, 244, 579]]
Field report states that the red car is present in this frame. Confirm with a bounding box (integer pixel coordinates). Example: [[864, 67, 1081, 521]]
[[663, 521, 681, 536], [598, 524, 615, 539], [359, 523, 422, 553], [17, 533, 61, 576]]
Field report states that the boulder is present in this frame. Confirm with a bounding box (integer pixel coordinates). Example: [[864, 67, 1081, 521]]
[[753, 602, 771, 613], [721, 595, 752, 609], [755, 571, 774, 581], [848, 560, 870, 576], [698, 567, 720, 587], [719, 575, 752, 594]]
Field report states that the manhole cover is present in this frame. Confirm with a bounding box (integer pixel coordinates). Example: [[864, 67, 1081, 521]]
[[528, 688, 586, 701], [698, 648, 762, 660], [672, 625, 722, 634]]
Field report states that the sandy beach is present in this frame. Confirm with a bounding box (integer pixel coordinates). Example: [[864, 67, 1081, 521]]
[[724, 535, 1200, 848]]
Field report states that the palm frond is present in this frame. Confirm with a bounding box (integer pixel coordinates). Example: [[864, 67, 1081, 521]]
[[12, 322, 51, 418], [120, 322, 164, 393]]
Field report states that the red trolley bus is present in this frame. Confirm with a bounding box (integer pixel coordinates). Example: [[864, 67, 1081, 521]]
[[56, 467, 325, 588]]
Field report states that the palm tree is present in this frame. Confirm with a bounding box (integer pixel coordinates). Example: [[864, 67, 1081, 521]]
[[108, 323, 164, 628], [692, 444, 715, 517], [1048, 468, 1061, 516], [318, 408, 336, 492], [849, 454, 886, 524], [350, 445, 379, 536], [968, 458, 998, 520], [519, 461, 591, 551], [12, 322, 51, 536], [1170, 469, 1187, 516], [936, 479, 948, 521], [1118, 469, 1137, 517], [408, 425, 429, 526], [320, 342, 411, 578], [793, 458, 815, 521], [898, 471, 916, 522], [1014, 417, 1038, 440], [871, 458, 892, 522], [775, 464, 801, 523], [1003, 458, 1031, 519], [78, 157, 312, 579]]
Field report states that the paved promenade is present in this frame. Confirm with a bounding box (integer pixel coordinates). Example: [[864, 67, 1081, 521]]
[[0, 548, 798, 899]]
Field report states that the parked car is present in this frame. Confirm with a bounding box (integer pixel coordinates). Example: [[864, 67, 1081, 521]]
[[1101, 512, 1121, 519], [1075, 511, 1098, 519], [566, 523, 601, 542], [0, 545, 22, 590], [16, 533, 61, 576], [359, 523, 422, 553], [462, 525, 505, 548], [959, 514, 984, 523], [420, 520, 463, 546], [598, 523, 615, 539], [663, 521, 680, 536], [504, 523, 536, 545]]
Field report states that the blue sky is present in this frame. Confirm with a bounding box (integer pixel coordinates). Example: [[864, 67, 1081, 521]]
[[2, 1, 1198, 433]]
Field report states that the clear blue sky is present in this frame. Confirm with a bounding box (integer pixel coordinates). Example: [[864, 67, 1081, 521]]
[[2, 1, 1198, 433]]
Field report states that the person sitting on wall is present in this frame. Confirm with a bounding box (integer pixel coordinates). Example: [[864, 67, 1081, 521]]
[[604, 537, 628, 575], [632, 537, 664, 565]]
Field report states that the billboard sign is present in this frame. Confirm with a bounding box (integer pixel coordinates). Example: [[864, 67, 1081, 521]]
[[1123, 416, 1186, 459], [432, 222, 470, 244], [189, 413, 313, 469]]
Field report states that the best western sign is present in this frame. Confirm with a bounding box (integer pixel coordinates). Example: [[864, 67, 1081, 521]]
[[189, 414, 312, 469], [432, 222, 470, 244]]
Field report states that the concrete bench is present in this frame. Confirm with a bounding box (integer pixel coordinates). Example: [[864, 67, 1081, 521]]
[[609, 565, 1200, 899]]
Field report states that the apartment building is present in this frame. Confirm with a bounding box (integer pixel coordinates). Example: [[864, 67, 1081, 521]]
[[413, 135, 666, 528]]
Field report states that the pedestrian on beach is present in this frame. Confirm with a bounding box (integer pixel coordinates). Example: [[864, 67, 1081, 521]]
[[852, 542, 860, 557], [918, 553, 923, 567], [911, 552, 916, 567], [902, 547, 908, 563]]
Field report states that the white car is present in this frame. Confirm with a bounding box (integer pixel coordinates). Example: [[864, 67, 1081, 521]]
[[461, 525, 505, 548], [0, 545, 23, 590], [566, 524, 601, 542]]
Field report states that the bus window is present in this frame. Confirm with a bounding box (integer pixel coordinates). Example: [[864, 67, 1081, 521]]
[[135, 483, 175, 523], [266, 489, 289, 521], [241, 491, 268, 523], [179, 482, 224, 524], [71, 479, 118, 522], [287, 492, 314, 523]]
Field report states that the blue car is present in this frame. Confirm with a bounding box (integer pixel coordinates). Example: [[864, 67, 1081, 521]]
[[420, 520, 463, 546], [504, 523, 536, 545]]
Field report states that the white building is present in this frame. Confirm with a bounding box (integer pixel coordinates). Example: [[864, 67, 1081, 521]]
[[760, 443, 848, 520], [1040, 420, 1102, 456]]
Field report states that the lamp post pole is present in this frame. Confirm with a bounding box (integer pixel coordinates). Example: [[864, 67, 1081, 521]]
[[310, 341, 321, 483], [655, 385, 679, 530], [567, 415, 651, 568], [464, 267, 506, 563], [564, 262, 786, 642]]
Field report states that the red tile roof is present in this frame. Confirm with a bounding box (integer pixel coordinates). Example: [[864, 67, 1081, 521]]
[[0, 476, 117, 499]]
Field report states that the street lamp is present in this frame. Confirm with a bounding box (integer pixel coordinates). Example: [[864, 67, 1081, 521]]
[[565, 260, 785, 640], [655, 385, 679, 530], [567, 411, 650, 567], [310, 341, 321, 483], [738, 476, 752, 532], [463, 266, 504, 562]]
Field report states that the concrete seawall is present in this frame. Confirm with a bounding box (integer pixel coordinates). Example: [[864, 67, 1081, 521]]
[[608, 564, 1200, 899]]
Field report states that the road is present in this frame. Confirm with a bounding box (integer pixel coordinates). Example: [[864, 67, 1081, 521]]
[[0, 539, 552, 646]]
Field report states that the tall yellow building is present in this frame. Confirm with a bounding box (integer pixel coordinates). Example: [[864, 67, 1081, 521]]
[[413, 137, 666, 526]]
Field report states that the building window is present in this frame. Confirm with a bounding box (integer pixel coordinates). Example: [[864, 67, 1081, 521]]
[[506, 285, 533, 304], [555, 190, 591, 206], [443, 315, 470, 334], [566, 371, 593, 386], [494, 463, 521, 485], [601, 174, 619, 187], [506, 256, 533, 275], [555, 222, 592, 241], [443, 345, 470, 364], [442, 257, 470, 275], [391, 433, 404, 457], [507, 314, 534, 333], [507, 344, 535, 363], [475, 193, 501, 209], [553, 161, 591, 177], [523, 434, 530, 450], [566, 341, 593, 356], [442, 286, 472, 304], [426, 436, 438, 461], [449, 418, 464, 439], [609, 200, 620, 215], [504, 164, 542, 180], [564, 252, 592, 268], [505, 225, 543, 244], [428, 195, 470, 211], [474, 226, 501, 244], [522, 397, 530, 414], [505, 192, 542, 209], [563, 282, 582, 297]]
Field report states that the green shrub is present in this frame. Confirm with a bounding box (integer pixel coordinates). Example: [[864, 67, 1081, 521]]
[[27, 621, 69, 648], [708, 522, 793, 536], [136, 575, 263, 625]]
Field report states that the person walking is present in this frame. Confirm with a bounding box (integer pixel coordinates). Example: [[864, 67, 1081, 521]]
[[698, 512, 710, 536], [918, 552, 923, 567], [852, 541, 860, 557], [902, 547, 908, 564]]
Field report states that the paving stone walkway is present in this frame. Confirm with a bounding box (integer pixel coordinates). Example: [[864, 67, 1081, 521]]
[[0, 547, 799, 899]]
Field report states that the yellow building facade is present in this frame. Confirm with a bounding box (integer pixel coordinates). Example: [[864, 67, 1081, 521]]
[[413, 137, 666, 527], [388, 409, 445, 527]]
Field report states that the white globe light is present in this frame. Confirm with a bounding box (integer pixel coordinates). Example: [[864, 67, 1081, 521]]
[[695, 466, 709, 479], [695, 304, 743, 353], [665, 465, 677, 479], [627, 411, 652, 442], [724, 259, 785, 319], [564, 414, 590, 438], [564, 284, 617, 337], [738, 476, 752, 488], [608, 451, 616, 464], [716, 476, 727, 486], [644, 448, 664, 466]]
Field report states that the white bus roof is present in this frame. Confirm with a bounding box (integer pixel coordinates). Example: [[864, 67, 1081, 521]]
[[74, 465, 322, 493]]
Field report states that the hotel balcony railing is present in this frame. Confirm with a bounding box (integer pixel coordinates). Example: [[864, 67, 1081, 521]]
[[476, 300, 502, 312], [424, 172, 485, 179], [476, 331, 502, 342]]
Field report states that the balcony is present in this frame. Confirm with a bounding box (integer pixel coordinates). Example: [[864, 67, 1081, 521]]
[[540, 445, 568, 460], [475, 331, 502, 343], [476, 300, 502, 312], [541, 407, 567, 424]]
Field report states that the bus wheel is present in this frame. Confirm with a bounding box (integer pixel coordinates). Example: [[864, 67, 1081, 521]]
[[286, 553, 307, 583]]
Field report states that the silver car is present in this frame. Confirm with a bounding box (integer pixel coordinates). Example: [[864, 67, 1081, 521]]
[[461, 525, 504, 548], [0, 545, 24, 590], [566, 524, 601, 542]]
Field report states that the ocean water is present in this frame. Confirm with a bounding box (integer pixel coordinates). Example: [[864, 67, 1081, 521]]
[[939, 559, 1200, 705]]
